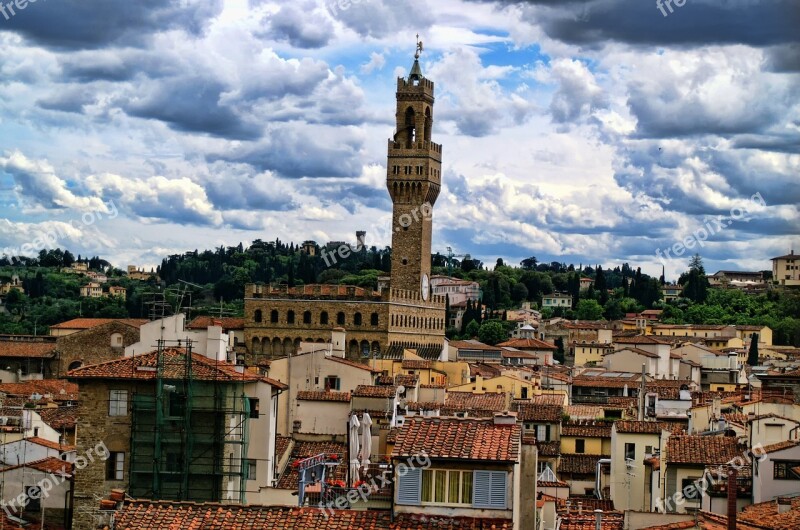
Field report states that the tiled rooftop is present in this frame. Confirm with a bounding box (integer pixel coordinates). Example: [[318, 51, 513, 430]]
[[0, 379, 79, 401], [186, 316, 246, 330], [515, 403, 563, 422], [27, 436, 75, 452], [0, 456, 73, 477], [401, 359, 432, 369], [296, 390, 351, 402], [0, 341, 57, 358], [666, 435, 740, 465], [565, 405, 604, 419], [761, 439, 800, 454], [37, 405, 78, 430], [276, 440, 346, 489], [392, 417, 520, 462], [112, 501, 514, 529], [68, 348, 260, 382], [559, 454, 612, 475], [352, 385, 397, 398], [497, 338, 557, 350], [445, 391, 507, 413], [613, 421, 670, 435], [562, 420, 612, 438], [50, 318, 148, 330]]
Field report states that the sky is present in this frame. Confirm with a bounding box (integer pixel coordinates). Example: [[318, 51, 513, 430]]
[[0, 0, 798, 281]]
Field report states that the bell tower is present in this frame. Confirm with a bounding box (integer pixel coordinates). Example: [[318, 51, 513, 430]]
[[387, 36, 441, 299]]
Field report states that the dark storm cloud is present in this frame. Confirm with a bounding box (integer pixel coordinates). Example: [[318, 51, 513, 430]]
[[486, 0, 799, 47], [259, 3, 334, 49], [731, 134, 800, 154], [37, 87, 97, 113], [123, 77, 262, 140], [331, 0, 432, 39], [58, 50, 177, 82], [764, 44, 800, 72], [1, 0, 223, 50]]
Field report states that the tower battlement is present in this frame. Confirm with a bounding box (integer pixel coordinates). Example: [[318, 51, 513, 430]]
[[396, 76, 435, 95], [387, 140, 442, 161], [389, 287, 446, 308]]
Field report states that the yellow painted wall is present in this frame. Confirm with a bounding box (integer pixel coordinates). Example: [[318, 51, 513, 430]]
[[560, 436, 608, 455]]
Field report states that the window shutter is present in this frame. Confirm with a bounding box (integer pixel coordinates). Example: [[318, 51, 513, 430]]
[[473, 471, 507, 509], [397, 468, 422, 505]]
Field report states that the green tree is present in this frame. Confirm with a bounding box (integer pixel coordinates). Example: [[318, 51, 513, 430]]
[[511, 282, 529, 305], [477, 320, 506, 345], [680, 254, 709, 303], [554, 337, 565, 364], [747, 333, 759, 366], [575, 299, 604, 320], [465, 319, 480, 339]]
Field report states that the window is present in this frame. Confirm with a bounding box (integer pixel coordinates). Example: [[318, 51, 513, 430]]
[[247, 460, 257, 480], [535, 424, 551, 442], [109, 390, 128, 416], [254, 310, 263, 323], [270, 310, 279, 323], [624, 443, 636, 461], [773, 460, 800, 480], [537, 461, 553, 474], [337, 312, 345, 325], [287, 310, 295, 324], [473, 470, 507, 509], [25, 486, 41, 512], [645, 445, 653, 455], [681, 477, 702, 501], [320, 311, 329, 325], [325, 376, 341, 391], [33, 427, 39, 437], [303, 311, 312, 324], [371, 313, 379, 326], [575, 439, 585, 454], [167, 392, 186, 417], [68, 360, 83, 371], [354, 312, 362, 326], [106, 452, 125, 481], [111, 333, 124, 347], [422, 469, 473, 505], [248, 398, 260, 419]]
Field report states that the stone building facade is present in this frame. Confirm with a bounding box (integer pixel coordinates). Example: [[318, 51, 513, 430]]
[[55, 320, 140, 375], [244, 50, 446, 362]]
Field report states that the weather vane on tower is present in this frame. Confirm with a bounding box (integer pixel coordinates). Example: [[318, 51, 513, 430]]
[[415, 34, 424, 59]]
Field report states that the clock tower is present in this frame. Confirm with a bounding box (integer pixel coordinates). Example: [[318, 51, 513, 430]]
[[387, 37, 441, 298]]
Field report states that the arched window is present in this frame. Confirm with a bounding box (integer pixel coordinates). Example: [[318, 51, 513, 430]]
[[337, 312, 346, 326], [404, 107, 416, 148], [320, 311, 329, 325], [354, 313, 362, 326], [254, 310, 263, 323], [270, 310, 278, 323], [371, 313, 379, 326], [287, 311, 295, 324], [303, 311, 312, 324]]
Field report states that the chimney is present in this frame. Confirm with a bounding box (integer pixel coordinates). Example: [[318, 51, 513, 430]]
[[727, 466, 737, 530], [594, 509, 602, 530], [565, 500, 571, 515], [578, 501, 583, 515]]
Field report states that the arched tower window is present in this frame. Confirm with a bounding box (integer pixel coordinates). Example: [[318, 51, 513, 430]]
[[404, 107, 416, 148], [287, 310, 295, 324], [254, 310, 262, 323], [270, 310, 279, 323], [303, 311, 312, 324], [337, 312, 346, 326], [354, 313, 362, 326], [371, 313, 379, 326], [321, 311, 329, 325]]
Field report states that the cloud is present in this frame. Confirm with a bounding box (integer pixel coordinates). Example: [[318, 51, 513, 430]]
[[361, 52, 386, 74], [259, 2, 334, 49]]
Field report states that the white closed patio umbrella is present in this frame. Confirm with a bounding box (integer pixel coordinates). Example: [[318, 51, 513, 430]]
[[360, 412, 373, 471], [349, 414, 361, 484]]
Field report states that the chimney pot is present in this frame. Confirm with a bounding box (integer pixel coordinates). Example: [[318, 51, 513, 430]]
[[594, 509, 602, 530]]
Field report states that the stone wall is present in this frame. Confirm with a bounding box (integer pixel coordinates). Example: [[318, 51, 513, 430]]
[[56, 321, 140, 376]]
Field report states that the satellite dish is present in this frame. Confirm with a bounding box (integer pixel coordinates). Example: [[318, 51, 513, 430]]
[[397, 385, 406, 395]]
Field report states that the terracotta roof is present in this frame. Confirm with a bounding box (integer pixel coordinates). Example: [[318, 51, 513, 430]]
[[261, 376, 289, 390], [27, 436, 75, 452], [614, 421, 670, 434], [562, 420, 612, 438], [497, 338, 557, 350], [559, 454, 611, 475], [68, 348, 260, 382], [112, 501, 513, 530], [328, 356, 378, 372], [392, 417, 520, 462], [538, 480, 570, 488], [565, 405, 604, 419], [760, 439, 800, 454], [500, 348, 539, 359], [376, 374, 394, 385], [531, 394, 567, 406], [611, 346, 659, 358], [401, 359, 432, 369], [276, 440, 346, 489], [615, 335, 671, 345], [275, 436, 292, 463], [394, 374, 419, 387], [516, 403, 563, 422], [296, 390, 351, 402], [50, 318, 148, 330], [469, 363, 501, 378], [640, 521, 698, 530], [666, 435, 740, 465], [37, 406, 78, 430], [537, 441, 561, 456], [0, 380, 79, 401], [449, 340, 500, 351], [186, 316, 246, 330], [352, 385, 396, 398], [0, 341, 57, 358], [445, 391, 507, 414], [736, 498, 800, 529], [0, 456, 73, 477], [558, 512, 624, 530], [564, 496, 615, 512]]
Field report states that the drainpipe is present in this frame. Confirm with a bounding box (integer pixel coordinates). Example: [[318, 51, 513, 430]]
[[595, 458, 611, 499], [595, 509, 603, 530]]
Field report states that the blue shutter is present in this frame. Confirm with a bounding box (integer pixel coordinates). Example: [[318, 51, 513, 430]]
[[473, 471, 507, 509], [397, 468, 422, 505]]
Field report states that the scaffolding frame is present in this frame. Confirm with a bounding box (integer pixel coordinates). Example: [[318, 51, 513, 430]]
[[128, 339, 251, 503]]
